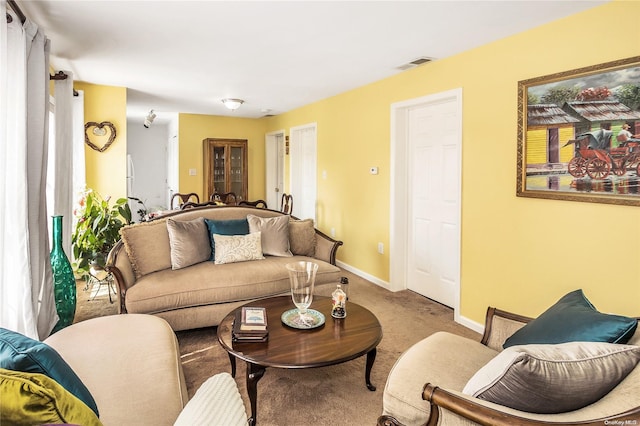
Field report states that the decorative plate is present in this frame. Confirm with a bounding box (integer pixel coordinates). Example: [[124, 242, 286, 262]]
[[281, 309, 325, 329]]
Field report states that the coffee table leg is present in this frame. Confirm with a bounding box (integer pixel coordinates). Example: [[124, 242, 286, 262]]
[[365, 348, 377, 391], [227, 353, 236, 378], [246, 362, 265, 426]]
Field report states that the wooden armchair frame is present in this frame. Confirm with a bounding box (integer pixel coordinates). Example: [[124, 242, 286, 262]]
[[170, 192, 199, 209], [378, 307, 640, 426], [280, 193, 293, 214], [238, 199, 268, 208]]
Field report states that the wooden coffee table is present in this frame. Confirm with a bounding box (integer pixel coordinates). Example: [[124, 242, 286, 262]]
[[217, 295, 383, 425]]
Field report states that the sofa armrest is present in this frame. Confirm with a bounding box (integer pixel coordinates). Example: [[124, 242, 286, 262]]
[[480, 307, 532, 352], [106, 240, 136, 313], [422, 383, 640, 426], [314, 229, 343, 265]]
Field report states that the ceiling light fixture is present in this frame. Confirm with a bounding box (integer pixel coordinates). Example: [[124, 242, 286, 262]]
[[143, 109, 156, 128], [222, 98, 244, 111]]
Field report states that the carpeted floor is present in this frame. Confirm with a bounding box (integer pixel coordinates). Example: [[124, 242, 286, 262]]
[[74, 270, 481, 425]]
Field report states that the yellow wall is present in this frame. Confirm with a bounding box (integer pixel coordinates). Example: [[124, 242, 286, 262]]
[[76, 2, 638, 324], [177, 114, 267, 201], [265, 1, 640, 322], [74, 82, 127, 201]]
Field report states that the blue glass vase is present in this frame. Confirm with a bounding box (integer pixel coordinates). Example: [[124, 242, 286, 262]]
[[50, 215, 76, 333]]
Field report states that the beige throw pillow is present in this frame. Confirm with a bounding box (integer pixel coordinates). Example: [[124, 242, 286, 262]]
[[213, 233, 264, 264], [166, 217, 211, 270], [463, 341, 640, 414], [120, 220, 172, 278], [247, 214, 292, 257], [288, 218, 316, 257]]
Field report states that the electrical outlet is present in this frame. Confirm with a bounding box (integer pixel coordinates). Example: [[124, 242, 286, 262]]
[[189, 168, 197, 176], [377, 242, 384, 254], [331, 228, 336, 237], [370, 166, 379, 175]]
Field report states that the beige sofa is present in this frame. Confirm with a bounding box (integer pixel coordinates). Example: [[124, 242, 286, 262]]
[[378, 307, 640, 426], [44, 314, 248, 426], [107, 206, 343, 331]]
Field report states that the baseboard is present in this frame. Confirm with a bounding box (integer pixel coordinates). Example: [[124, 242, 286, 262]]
[[336, 261, 390, 290], [456, 314, 484, 334], [337, 261, 485, 334]]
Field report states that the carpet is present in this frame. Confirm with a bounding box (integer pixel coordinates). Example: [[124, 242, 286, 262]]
[[74, 270, 481, 425]]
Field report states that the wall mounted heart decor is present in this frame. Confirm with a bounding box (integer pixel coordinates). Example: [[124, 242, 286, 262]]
[[84, 121, 117, 152]]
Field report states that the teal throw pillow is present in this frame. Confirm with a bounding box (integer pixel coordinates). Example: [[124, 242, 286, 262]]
[[205, 218, 249, 260], [503, 289, 637, 349], [0, 328, 99, 416]]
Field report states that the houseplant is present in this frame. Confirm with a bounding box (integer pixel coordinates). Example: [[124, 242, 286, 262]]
[[71, 189, 132, 280]]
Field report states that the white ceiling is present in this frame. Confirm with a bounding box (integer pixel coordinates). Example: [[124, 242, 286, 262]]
[[18, 0, 607, 121]]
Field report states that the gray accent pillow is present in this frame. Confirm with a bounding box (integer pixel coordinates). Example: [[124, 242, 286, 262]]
[[289, 218, 316, 257], [166, 217, 211, 270], [247, 214, 293, 257], [463, 342, 640, 414], [213, 232, 264, 264]]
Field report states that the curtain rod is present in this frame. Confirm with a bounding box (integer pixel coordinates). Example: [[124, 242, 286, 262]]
[[6, 0, 26, 24], [5, 2, 77, 96], [50, 71, 68, 81]]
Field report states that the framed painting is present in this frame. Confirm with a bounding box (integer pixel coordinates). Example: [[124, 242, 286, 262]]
[[516, 56, 640, 206]]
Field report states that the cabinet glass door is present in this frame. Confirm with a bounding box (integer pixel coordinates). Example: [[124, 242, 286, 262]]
[[213, 146, 226, 195], [229, 146, 244, 201]]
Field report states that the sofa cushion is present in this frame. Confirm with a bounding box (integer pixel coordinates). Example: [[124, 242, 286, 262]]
[[205, 218, 249, 260], [167, 217, 211, 270], [0, 368, 102, 425], [213, 233, 265, 264], [120, 220, 172, 278], [503, 289, 637, 348], [382, 332, 498, 426], [124, 256, 341, 315], [289, 218, 316, 257], [463, 342, 640, 414], [44, 314, 188, 426], [247, 214, 292, 257], [0, 327, 99, 416]]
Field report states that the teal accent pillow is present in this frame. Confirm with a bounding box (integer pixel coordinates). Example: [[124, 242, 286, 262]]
[[503, 289, 638, 349], [205, 218, 249, 260], [0, 328, 99, 417]]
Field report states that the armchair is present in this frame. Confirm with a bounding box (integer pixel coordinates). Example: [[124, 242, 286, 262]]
[[378, 307, 640, 426]]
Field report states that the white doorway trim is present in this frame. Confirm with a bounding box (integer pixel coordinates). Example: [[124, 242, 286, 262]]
[[265, 129, 285, 210], [389, 88, 463, 320]]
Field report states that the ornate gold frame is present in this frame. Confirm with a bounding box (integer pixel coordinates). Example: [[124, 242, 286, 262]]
[[516, 56, 640, 206]]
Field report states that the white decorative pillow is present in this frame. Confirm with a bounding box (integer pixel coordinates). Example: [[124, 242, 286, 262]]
[[166, 217, 211, 270], [463, 342, 640, 414], [247, 214, 292, 257], [213, 232, 264, 265], [174, 373, 247, 426]]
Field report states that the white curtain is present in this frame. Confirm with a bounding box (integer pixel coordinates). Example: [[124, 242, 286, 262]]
[[52, 73, 74, 256], [0, 4, 58, 339], [73, 90, 86, 202]]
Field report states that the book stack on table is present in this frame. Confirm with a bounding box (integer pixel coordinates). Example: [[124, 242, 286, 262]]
[[232, 307, 268, 342]]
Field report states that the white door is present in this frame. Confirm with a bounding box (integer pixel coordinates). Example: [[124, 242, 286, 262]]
[[391, 90, 462, 308], [265, 131, 285, 210], [289, 124, 317, 220]]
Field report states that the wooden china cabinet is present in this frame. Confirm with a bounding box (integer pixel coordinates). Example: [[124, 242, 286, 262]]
[[203, 138, 248, 202]]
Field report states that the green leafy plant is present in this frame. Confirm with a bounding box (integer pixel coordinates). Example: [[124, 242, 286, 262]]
[[71, 189, 132, 279]]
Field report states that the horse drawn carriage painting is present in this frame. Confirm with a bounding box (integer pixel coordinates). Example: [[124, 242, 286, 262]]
[[517, 56, 640, 206]]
